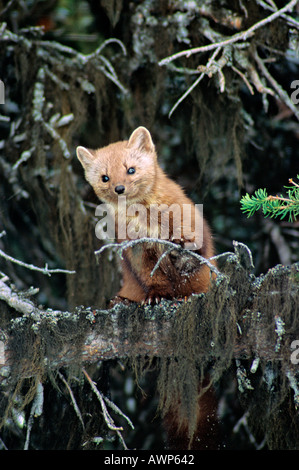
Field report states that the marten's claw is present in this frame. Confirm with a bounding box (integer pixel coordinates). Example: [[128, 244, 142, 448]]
[[141, 295, 163, 305]]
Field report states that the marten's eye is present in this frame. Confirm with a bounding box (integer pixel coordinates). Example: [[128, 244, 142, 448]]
[[102, 175, 109, 182], [127, 167, 135, 175]]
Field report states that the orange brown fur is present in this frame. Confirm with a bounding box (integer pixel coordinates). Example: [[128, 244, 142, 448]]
[[76, 126, 216, 304], [77, 127, 218, 449]]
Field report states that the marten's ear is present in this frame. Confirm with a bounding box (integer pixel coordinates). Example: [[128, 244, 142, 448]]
[[76, 146, 95, 169], [128, 127, 155, 153]]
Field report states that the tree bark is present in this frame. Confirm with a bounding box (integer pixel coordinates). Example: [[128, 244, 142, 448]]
[[1, 246, 298, 379]]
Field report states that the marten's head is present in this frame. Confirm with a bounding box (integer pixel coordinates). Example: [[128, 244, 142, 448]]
[[76, 127, 157, 205]]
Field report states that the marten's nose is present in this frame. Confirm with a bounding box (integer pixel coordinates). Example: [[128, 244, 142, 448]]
[[115, 185, 125, 194]]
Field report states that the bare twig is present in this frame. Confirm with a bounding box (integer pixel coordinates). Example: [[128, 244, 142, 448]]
[[233, 411, 266, 449], [0, 231, 75, 277], [168, 46, 222, 117], [0, 247, 75, 277], [12, 147, 35, 170], [150, 247, 175, 277], [253, 49, 299, 121], [0, 279, 35, 315], [101, 394, 134, 431], [257, 0, 299, 29], [82, 368, 133, 449], [58, 372, 85, 430], [163, 0, 298, 117], [2, 28, 128, 95], [24, 382, 44, 450], [94, 236, 222, 278], [82, 368, 123, 432], [231, 65, 254, 95], [248, 61, 275, 96], [0, 0, 16, 17]]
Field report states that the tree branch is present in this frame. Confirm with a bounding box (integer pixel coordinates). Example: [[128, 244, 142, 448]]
[[95, 236, 222, 278], [253, 49, 299, 121], [0, 231, 76, 277], [159, 0, 298, 66], [158, 0, 299, 120], [0, 246, 298, 377]]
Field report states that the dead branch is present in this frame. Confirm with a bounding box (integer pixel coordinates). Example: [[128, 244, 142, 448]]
[[159, 0, 299, 119], [0, 241, 298, 450], [95, 236, 222, 278], [159, 0, 298, 65], [0, 231, 76, 277], [168, 46, 222, 117], [0, 242, 298, 377], [82, 367, 134, 450], [253, 48, 299, 120]]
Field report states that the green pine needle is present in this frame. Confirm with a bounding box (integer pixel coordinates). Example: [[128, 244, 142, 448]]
[[240, 175, 299, 222]]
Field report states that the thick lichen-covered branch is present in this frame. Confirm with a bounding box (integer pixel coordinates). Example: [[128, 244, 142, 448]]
[[0, 240, 298, 450], [0, 242, 298, 375]]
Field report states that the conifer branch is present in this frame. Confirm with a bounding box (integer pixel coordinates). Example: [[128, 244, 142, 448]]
[[240, 176, 299, 221]]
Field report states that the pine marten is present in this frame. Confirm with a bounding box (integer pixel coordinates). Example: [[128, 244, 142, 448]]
[[76, 126, 216, 303], [76, 126, 219, 449]]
